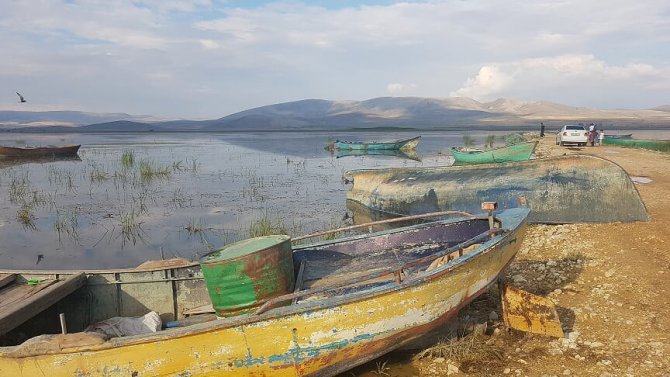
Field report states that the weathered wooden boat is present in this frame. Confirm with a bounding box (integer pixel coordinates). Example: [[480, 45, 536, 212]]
[[0, 208, 529, 376], [603, 133, 632, 139], [345, 154, 648, 224], [336, 148, 421, 161], [602, 137, 670, 152], [0, 144, 81, 158], [333, 135, 420, 151], [450, 141, 537, 164]]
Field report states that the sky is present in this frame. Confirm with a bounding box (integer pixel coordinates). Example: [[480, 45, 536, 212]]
[[1, 0, 670, 119]]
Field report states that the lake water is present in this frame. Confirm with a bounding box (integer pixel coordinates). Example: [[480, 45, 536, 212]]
[[1, 129, 668, 270]]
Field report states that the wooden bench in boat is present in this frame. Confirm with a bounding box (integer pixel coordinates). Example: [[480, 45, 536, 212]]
[[0, 273, 86, 336]]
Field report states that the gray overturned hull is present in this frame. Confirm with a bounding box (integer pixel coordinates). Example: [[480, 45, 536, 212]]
[[345, 154, 648, 224]]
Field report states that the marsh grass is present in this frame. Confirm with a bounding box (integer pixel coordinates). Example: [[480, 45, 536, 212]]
[[184, 218, 205, 234], [119, 210, 147, 247], [121, 150, 135, 168], [170, 188, 192, 208], [54, 209, 80, 244], [248, 212, 303, 238], [47, 166, 77, 192], [138, 159, 171, 184], [9, 172, 31, 204], [90, 163, 109, 183], [17, 203, 36, 230]]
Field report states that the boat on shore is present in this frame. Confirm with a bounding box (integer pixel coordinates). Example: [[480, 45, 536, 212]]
[[0, 208, 528, 376], [344, 154, 648, 224], [603, 133, 632, 139], [0, 144, 81, 158], [450, 141, 537, 164], [333, 135, 420, 151], [602, 137, 670, 152]]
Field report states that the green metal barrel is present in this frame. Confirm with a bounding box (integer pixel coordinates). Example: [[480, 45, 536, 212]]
[[199, 235, 294, 317]]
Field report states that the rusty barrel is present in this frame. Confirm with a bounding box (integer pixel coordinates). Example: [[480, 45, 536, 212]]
[[200, 235, 294, 317]]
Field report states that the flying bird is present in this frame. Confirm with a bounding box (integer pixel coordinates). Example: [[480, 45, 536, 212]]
[[16, 92, 27, 103]]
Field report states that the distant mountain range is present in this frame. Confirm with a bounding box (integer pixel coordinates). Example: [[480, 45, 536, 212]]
[[2, 97, 670, 132]]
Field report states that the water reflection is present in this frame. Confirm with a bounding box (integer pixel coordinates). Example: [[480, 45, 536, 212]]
[[335, 149, 421, 161]]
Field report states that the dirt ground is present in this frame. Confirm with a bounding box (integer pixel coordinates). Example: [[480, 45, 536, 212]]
[[349, 136, 670, 377]]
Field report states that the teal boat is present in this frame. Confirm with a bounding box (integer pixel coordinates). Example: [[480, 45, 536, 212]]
[[334, 136, 420, 151], [602, 137, 670, 152], [450, 141, 538, 164]]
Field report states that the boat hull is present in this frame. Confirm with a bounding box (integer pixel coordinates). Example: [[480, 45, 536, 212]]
[[602, 137, 670, 152], [334, 136, 420, 151], [345, 154, 648, 224], [0, 209, 528, 377], [451, 141, 537, 164], [0, 144, 81, 158]]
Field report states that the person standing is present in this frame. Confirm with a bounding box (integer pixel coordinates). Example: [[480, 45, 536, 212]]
[[588, 123, 596, 146], [540, 122, 545, 137]]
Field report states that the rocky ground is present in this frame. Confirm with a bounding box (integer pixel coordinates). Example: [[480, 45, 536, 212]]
[[348, 136, 670, 377]]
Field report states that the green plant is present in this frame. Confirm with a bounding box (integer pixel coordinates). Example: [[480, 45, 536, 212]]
[[119, 210, 146, 247], [17, 203, 36, 230], [54, 209, 80, 244], [503, 133, 527, 146], [121, 150, 135, 168]]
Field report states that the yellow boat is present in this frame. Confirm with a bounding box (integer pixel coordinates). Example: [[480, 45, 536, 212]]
[[0, 207, 529, 376]]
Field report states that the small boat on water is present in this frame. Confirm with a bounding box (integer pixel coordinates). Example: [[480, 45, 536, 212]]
[[450, 141, 538, 164], [0, 208, 529, 376], [603, 133, 632, 139], [344, 154, 649, 224], [0, 144, 81, 158], [602, 137, 670, 152], [333, 135, 420, 151]]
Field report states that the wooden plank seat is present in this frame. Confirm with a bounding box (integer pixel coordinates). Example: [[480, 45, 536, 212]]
[[0, 273, 86, 336]]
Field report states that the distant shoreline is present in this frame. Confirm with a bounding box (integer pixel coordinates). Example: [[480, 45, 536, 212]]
[[3, 124, 670, 134]]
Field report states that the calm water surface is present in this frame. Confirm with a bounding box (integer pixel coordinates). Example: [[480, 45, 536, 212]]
[[1, 129, 668, 270]]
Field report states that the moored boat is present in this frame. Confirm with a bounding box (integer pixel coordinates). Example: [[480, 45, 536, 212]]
[[602, 137, 670, 152], [450, 141, 538, 164], [344, 154, 648, 224], [603, 133, 632, 139], [0, 208, 528, 376], [0, 144, 81, 158], [333, 136, 420, 151]]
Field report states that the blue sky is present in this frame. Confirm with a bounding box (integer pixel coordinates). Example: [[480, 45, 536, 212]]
[[1, 0, 669, 118]]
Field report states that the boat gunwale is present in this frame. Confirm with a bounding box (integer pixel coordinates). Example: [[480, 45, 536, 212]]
[[449, 140, 538, 156], [0, 208, 529, 356]]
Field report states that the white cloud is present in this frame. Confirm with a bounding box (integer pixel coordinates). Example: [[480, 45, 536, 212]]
[[452, 54, 666, 106], [451, 66, 513, 100], [1, 1, 670, 117]]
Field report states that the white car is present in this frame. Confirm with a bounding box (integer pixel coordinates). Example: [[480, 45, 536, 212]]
[[556, 125, 589, 146]]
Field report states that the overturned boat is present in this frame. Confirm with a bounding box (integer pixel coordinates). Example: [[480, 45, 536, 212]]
[[345, 154, 648, 224]]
